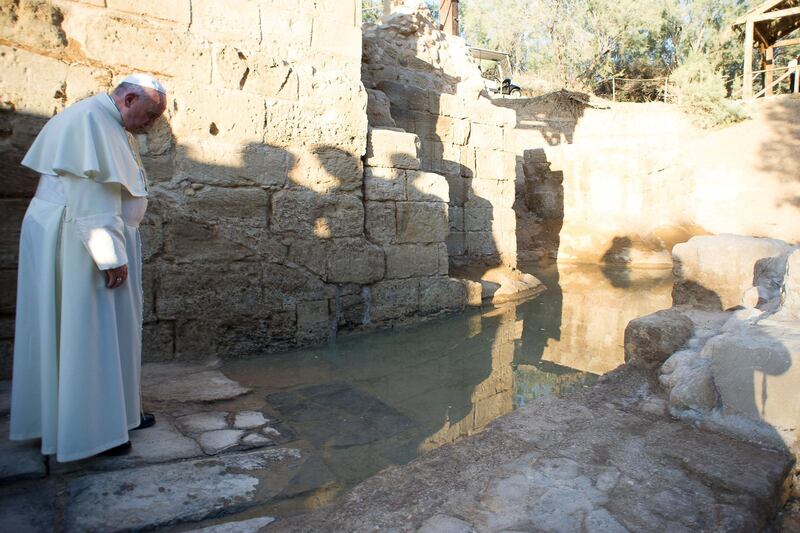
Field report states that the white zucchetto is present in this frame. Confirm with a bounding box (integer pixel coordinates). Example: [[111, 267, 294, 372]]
[[121, 73, 167, 95]]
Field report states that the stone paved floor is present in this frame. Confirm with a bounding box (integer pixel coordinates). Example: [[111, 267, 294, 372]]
[[0, 363, 796, 532]]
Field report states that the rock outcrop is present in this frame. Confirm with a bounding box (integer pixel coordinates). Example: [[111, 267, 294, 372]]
[[628, 235, 800, 453]]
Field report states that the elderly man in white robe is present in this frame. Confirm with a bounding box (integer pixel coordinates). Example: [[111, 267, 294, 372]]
[[9, 74, 167, 461]]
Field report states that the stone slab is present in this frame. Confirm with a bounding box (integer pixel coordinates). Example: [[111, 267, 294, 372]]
[[65, 448, 303, 532], [142, 363, 251, 403], [176, 411, 230, 434], [0, 417, 46, 482], [0, 380, 9, 416], [198, 429, 246, 455], [187, 516, 276, 533], [271, 369, 793, 532], [234, 411, 269, 429], [0, 482, 57, 532]]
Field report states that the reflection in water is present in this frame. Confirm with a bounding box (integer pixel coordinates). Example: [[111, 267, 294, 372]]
[[222, 264, 673, 493]]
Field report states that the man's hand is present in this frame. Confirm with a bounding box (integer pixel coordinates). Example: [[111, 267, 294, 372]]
[[105, 264, 128, 289]]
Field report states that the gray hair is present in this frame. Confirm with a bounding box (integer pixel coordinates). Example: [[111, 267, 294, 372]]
[[112, 82, 165, 106]]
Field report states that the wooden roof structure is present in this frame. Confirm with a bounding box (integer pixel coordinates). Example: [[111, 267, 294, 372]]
[[734, 0, 800, 97]]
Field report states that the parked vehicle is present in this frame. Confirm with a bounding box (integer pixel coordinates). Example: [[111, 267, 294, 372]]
[[468, 46, 522, 97]]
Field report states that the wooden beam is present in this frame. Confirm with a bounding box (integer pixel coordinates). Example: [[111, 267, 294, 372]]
[[766, 45, 775, 95], [735, 0, 787, 26], [750, 6, 800, 23], [383, 0, 392, 16], [439, 0, 459, 35], [754, 25, 770, 47], [744, 19, 755, 97], [774, 37, 800, 47]]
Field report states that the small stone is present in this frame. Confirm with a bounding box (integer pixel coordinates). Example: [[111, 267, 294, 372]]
[[417, 514, 474, 533], [175, 412, 229, 434], [187, 516, 276, 533], [197, 430, 244, 455], [261, 427, 281, 438], [241, 434, 273, 448], [233, 411, 269, 429]]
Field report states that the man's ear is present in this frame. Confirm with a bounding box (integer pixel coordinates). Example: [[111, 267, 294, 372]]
[[124, 92, 138, 108]]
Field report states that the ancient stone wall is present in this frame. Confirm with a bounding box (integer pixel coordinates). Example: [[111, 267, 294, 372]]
[[0, 0, 470, 377], [506, 94, 800, 266], [362, 10, 519, 271]]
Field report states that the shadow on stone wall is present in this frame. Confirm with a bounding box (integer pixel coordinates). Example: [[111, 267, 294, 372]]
[[0, 105, 467, 378]]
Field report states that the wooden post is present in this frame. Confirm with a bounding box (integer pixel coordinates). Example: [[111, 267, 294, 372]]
[[612, 77, 616, 102], [795, 62, 800, 93], [382, 0, 392, 16], [664, 77, 668, 102], [743, 18, 754, 98], [439, 0, 459, 35], [763, 44, 775, 95]]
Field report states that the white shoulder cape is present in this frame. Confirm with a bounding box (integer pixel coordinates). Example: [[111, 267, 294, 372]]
[[21, 93, 148, 197]]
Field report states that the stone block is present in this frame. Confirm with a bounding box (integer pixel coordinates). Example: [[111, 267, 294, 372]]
[[183, 186, 269, 226], [446, 176, 469, 206], [624, 309, 694, 369], [468, 99, 517, 127], [260, 9, 313, 48], [296, 300, 330, 343], [419, 278, 467, 315], [436, 242, 449, 275], [0, 47, 69, 116], [262, 263, 326, 302], [468, 178, 515, 208], [446, 232, 466, 257], [781, 250, 800, 315], [367, 89, 396, 128], [170, 84, 264, 144], [191, 0, 262, 43], [465, 232, 498, 257], [365, 128, 421, 170], [364, 167, 406, 201], [72, 13, 210, 82], [157, 263, 266, 320], [271, 190, 363, 238], [474, 149, 516, 181], [176, 139, 289, 188], [213, 46, 299, 101], [436, 93, 469, 119], [464, 207, 493, 232], [385, 244, 440, 279], [407, 171, 449, 202], [142, 322, 174, 362], [396, 202, 448, 244], [106, 0, 191, 24], [365, 201, 397, 245], [0, 270, 15, 314], [0, 0, 66, 50], [376, 81, 435, 114], [288, 239, 328, 277], [0, 199, 26, 269], [469, 123, 503, 149], [672, 235, 795, 310], [708, 322, 800, 436], [289, 146, 362, 194], [369, 278, 419, 322], [326, 238, 385, 284], [311, 18, 362, 58], [265, 100, 367, 154], [162, 218, 255, 264], [449, 206, 464, 232]]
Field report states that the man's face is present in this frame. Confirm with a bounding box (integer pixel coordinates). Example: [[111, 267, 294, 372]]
[[121, 89, 166, 134]]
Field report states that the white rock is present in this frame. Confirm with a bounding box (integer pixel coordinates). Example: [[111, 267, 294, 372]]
[[241, 434, 273, 448], [233, 411, 268, 429], [198, 430, 244, 455], [188, 516, 275, 533], [176, 412, 229, 434]]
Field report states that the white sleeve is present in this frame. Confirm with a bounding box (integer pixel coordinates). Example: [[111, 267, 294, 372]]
[[61, 175, 128, 270]]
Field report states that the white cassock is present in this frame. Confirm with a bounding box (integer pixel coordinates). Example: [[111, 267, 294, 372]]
[[10, 93, 148, 462]]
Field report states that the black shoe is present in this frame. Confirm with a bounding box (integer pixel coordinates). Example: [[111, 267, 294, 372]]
[[133, 412, 156, 431], [100, 441, 132, 456]]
